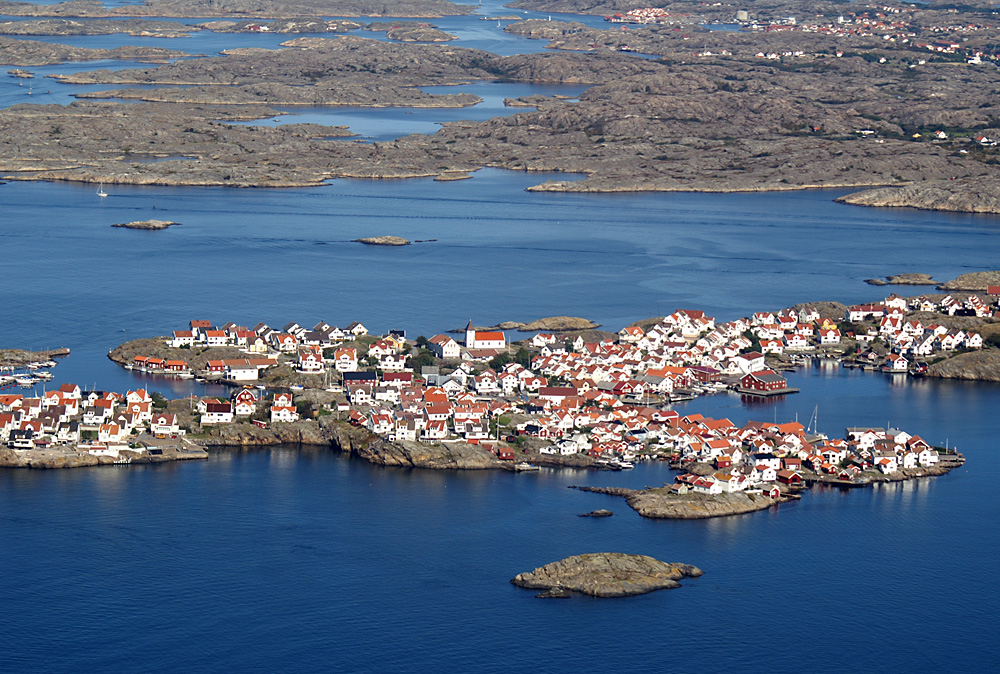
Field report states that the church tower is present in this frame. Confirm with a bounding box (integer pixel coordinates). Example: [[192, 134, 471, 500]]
[[465, 319, 476, 348]]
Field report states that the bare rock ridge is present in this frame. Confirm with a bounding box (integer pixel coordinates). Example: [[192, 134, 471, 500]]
[[511, 553, 703, 598]]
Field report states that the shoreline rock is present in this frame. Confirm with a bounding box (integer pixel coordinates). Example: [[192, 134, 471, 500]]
[[194, 420, 502, 470], [0, 444, 207, 469], [511, 553, 703, 598]]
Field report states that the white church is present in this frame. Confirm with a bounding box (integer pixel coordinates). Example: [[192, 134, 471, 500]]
[[465, 320, 507, 350]]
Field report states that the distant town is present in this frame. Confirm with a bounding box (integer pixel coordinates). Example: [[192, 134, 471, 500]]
[[606, 4, 998, 65]]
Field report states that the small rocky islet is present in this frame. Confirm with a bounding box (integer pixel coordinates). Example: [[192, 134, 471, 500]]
[[864, 273, 939, 287], [353, 236, 411, 246], [511, 553, 703, 598], [112, 219, 179, 230]]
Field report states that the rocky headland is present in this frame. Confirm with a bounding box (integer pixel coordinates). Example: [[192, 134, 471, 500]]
[[112, 219, 179, 230], [938, 270, 1000, 291], [927, 349, 1000, 381], [109, 338, 250, 371], [510, 552, 703, 598], [836, 180, 1000, 215], [0, 347, 70, 366]]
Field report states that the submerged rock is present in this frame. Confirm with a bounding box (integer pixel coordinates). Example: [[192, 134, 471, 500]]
[[511, 553, 703, 598], [535, 587, 572, 598], [112, 219, 179, 230], [578, 509, 613, 517], [353, 236, 411, 246]]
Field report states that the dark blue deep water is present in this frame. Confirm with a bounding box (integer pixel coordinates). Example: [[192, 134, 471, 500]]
[[2, 6, 1000, 672]]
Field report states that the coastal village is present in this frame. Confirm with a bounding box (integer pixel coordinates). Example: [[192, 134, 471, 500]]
[[0, 288, 983, 506]]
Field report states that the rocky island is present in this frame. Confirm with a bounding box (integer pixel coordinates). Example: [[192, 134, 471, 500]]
[[0, 35, 188, 66], [365, 22, 457, 42], [511, 553, 703, 598]]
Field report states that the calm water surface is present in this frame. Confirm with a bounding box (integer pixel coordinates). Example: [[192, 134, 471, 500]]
[[1, 364, 996, 673], [2, 173, 1000, 394]]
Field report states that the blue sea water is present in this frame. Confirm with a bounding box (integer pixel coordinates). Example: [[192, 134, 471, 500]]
[[2, 7, 1000, 672], [2, 174, 999, 396], [1, 364, 997, 673]]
